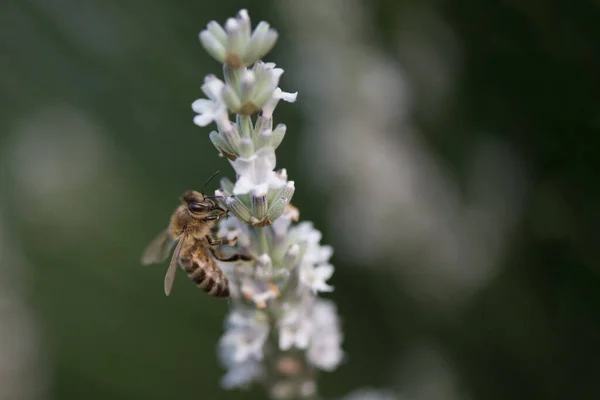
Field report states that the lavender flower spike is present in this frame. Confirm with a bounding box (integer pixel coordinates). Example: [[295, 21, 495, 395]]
[[191, 9, 344, 399]]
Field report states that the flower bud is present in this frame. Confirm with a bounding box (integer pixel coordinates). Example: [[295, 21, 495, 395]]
[[206, 21, 227, 44], [221, 121, 241, 145], [213, 189, 228, 210], [251, 193, 268, 220], [256, 129, 272, 149], [252, 64, 283, 108], [226, 195, 252, 223], [280, 181, 295, 202], [270, 124, 286, 149], [200, 10, 278, 68], [239, 137, 254, 158], [263, 201, 285, 226], [199, 30, 226, 63], [240, 70, 256, 105], [253, 115, 273, 139], [219, 178, 235, 196], [246, 21, 278, 65], [283, 244, 301, 268], [222, 85, 242, 113], [225, 18, 246, 68], [209, 131, 234, 158], [267, 179, 292, 204], [255, 253, 273, 280]]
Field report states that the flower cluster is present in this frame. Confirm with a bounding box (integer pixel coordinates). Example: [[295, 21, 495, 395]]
[[215, 207, 343, 392], [192, 11, 296, 228], [191, 9, 343, 398]]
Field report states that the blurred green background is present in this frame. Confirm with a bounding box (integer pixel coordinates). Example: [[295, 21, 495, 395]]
[[1, 0, 599, 399]]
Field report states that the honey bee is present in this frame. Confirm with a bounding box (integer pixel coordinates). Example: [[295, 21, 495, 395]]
[[141, 188, 250, 298]]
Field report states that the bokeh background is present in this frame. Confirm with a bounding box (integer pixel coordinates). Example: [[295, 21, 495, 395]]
[[1, 0, 599, 399]]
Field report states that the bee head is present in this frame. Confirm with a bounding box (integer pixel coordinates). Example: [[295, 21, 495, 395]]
[[180, 190, 222, 218]]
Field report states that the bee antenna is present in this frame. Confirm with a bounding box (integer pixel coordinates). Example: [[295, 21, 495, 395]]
[[202, 170, 220, 195]]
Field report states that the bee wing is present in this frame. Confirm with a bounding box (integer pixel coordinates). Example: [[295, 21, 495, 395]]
[[141, 229, 175, 265], [164, 236, 185, 296]]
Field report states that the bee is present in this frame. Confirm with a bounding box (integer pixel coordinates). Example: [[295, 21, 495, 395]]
[[141, 182, 250, 298]]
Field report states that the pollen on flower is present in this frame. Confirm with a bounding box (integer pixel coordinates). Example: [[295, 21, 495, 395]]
[[242, 290, 264, 308], [241, 280, 280, 308], [268, 282, 280, 296]]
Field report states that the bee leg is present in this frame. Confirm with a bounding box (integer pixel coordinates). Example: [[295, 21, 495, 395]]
[[203, 209, 228, 222], [209, 247, 253, 262], [205, 235, 236, 247]]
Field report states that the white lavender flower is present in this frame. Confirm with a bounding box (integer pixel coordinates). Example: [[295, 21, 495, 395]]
[[218, 309, 270, 364], [207, 100, 292, 160], [221, 62, 294, 116], [221, 359, 265, 390], [191, 75, 229, 128], [190, 9, 343, 398], [272, 204, 299, 237], [300, 263, 335, 294], [215, 148, 295, 226], [287, 221, 335, 293], [263, 88, 298, 119], [278, 301, 313, 350], [307, 299, 344, 371], [199, 9, 278, 68], [231, 147, 286, 196]]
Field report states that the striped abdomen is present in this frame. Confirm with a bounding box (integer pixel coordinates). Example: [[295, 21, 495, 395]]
[[179, 242, 230, 298]]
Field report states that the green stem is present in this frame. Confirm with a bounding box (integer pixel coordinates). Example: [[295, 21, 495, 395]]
[[237, 114, 253, 138], [257, 227, 269, 254]]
